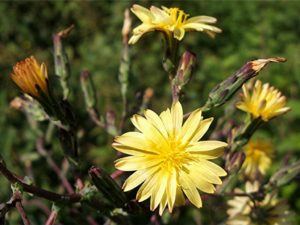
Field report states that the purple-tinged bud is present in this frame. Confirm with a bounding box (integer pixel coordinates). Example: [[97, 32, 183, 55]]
[[203, 57, 286, 111], [174, 51, 197, 89], [226, 152, 245, 172], [89, 166, 126, 208], [80, 71, 96, 110]]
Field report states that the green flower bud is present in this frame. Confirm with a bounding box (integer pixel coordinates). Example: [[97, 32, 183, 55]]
[[89, 167, 126, 208], [203, 57, 286, 111]]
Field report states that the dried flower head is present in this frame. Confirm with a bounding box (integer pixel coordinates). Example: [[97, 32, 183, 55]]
[[227, 182, 292, 225], [11, 56, 49, 100], [113, 101, 227, 215], [236, 80, 290, 121], [129, 4, 221, 44]]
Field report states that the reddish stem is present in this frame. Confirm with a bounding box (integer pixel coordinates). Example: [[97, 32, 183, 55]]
[[14, 192, 31, 225], [45, 210, 58, 225], [36, 138, 74, 194], [0, 160, 81, 204]]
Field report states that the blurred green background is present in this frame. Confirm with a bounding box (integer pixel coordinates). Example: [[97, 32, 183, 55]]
[[0, 1, 299, 224]]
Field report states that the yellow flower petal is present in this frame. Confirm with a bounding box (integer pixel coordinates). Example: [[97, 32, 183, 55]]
[[10, 56, 49, 99], [150, 170, 168, 211], [174, 185, 185, 206], [171, 101, 183, 134], [150, 6, 171, 24], [192, 148, 225, 160], [159, 192, 168, 215], [173, 27, 185, 40], [180, 172, 202, 208], [166, 168, 177, 212], [199, 159, 227, 177], [123, 167, 158, 191], [136, 171, 160, 202], [113, 101, 226, 214], [191, 118, 214, 142], [192, 162, 223, 184], [115, 156, 161, 171], [160, 108, 173, 136], [241, 139, 273, 179], [187, 140, 227, 152], [227, 181, 292, 224], [129, 5, 221, 44], [189, 170, 216, 193], [236, 80, 290, 121], [113, 132, 157, 155], [131, 114, 169, 147], [183, 23, 222, 33], [131, 4, 153, 23], [186, 16, 217, 23], [181, 108, 202, 143], [144, 109, 168, 139]]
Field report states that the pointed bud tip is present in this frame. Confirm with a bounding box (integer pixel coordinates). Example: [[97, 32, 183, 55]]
[[251, 57, 287, 72], [89, 166, 100, 175], [56, 24, 74, 38]]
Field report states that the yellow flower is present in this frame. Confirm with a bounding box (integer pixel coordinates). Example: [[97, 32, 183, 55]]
[[129, 4, 222, 44], [11, 56, 49, 99], [236, 80, 290, 121], [242, 140, 273, 179], [227, 182, 292, 225], [113, 101, 227, 215]]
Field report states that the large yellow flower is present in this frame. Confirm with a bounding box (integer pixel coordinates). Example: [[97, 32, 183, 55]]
[[113, 101, 227, 215], [11, 56, 49, 99], [242, 140, 273, 179], [227, 182, 292, 225], [129, 4, 222, 44], [236, 80, 290, 121]]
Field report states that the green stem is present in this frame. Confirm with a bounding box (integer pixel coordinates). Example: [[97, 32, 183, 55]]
[[231, 118, 263, 152]]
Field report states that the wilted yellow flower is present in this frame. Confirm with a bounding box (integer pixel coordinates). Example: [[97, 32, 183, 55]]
[[113, 101, 227, 215], [236, 80, 290, 121], [242, 140, 273, 179], [129, 4, 222, 44], [11, 56, 49, 99], [227, 182, 292, 225]]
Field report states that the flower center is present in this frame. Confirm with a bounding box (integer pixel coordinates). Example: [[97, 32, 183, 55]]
[[167, 8, 189, 27], [159, 136, 191, 171]]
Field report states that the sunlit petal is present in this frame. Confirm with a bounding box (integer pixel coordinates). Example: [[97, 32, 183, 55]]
[[129, 5, 221, 44], [236, 80, 290, 121], [113, 101, 226, 214]]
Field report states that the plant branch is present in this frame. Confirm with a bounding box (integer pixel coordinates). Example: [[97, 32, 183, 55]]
[[0, 159, 81, 204], [14, 191, 31, 225], [36, 137, 74, 194]]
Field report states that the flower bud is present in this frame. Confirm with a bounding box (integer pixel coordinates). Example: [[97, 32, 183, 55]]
[[80, 71, 96, 110], [265, 160, 300, 191], [173, 51, 197, 90], [203, 57, 286, 111], [89, 167, 126, 208], [58, 128, 78, 166], [226, 151, 245, 172], [53, 25, 73, 100], [11, 56, 50, 101]]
